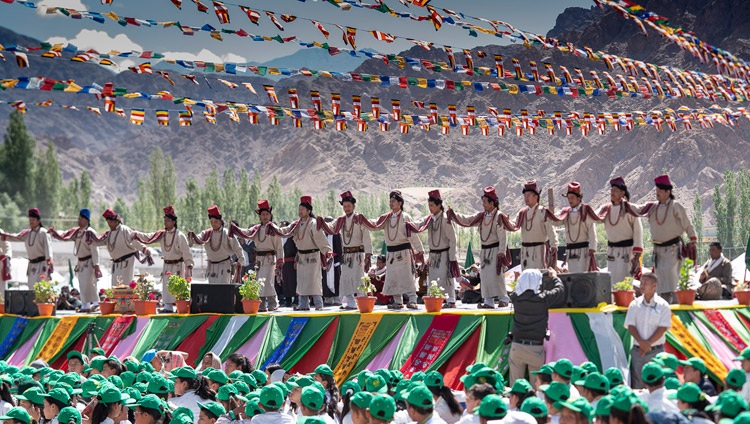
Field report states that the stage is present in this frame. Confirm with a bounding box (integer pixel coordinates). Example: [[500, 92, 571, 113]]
[[1, 301, 748, 389]]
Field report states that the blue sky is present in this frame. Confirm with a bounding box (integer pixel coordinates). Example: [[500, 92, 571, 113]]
[[0, 0, 593, 66]]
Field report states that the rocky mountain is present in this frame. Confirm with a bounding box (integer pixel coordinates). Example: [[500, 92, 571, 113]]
[[0, 0, 748, 220]]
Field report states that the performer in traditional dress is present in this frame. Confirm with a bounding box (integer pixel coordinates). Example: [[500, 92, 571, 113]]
[[0, 226, 12, 297], [89, 209, 149, 286], [131, 206, 194, 312], [597, 177, 643, 285], [49, 209, 101, 311], [189, 205, 244, 284], [516, 181, 558, 270], [0, 208, 53, 285], [276, 196, 333, 311], [552, 182, 597, 273], [232, 200, 283, 311], [280, 224, 298, 308], [448, 187, 510, 309]]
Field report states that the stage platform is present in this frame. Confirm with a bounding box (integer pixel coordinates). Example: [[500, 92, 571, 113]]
[[1, 301, 748, 389]]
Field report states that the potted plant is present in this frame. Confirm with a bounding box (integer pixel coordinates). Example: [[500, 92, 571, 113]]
[[132, 275, 158, 316], [239, 270, 263, 314], [675, 259, 697, 306], [735, 280, 750, 306], [99, 288, 117, 315], [33, 276, 57, 317], [423, 279, 446, 313], [355, 275, 377, 313], [613, 277, 635, 307], [167, 273, 192, 314], [0, 293, 5, 314]]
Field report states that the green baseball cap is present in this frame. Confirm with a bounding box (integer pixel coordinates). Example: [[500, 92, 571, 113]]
[[314, 364, 334, 377], [604, 367, 624, 386], [244, 399, 263, 417], [123, 388, 142, 403], [107, 375, 124, 390], [91, 348, 106, 356], [735, 412, 750, 424], [531, 364, 554, 376], [734, 348, 750, 362], [139, 362, 155, 374], [97, 384, 130, 404], [66, 351, 84, 362], [57, 373, 83, 389], [641, 363, 667, 385], [296, 375, 316, 389], [477, 394, 508, 420], [233, 381, 251, 395], [405, 384, 434, 409], [273, 381, 290, 399], [206, 369, 228, 385], [679, 357, 707, 374], [576, 372, 610, 393], [668, 382, 704, 403], [594, 395, 613, 417], [42, 388, 71, 405], [135, 372, 152, 385], [217, 385, 239, 402], [198, 401, 226, 418], [170, 407, 194, 424], [58, 407, 82, 424], [238, 373, 258, 389], [340, 381, 360, 396], [571, 366, 587, 385], [228, 370, 244, 381], [147, 374, 171, 395], [540, 382, 571, 404], [665, 377, 681, 391], [552, 359, 574, 380], [89, 357, 107, 372], [171, 367, 197, 380], [392, 380, 412, 402], [580, 362, 599, 375], [707, 390, 749, 419], [521, 397, 548, 419], [130, 394, 166, 412], [123, 360, 139, 373], [611, 392, 645, 413], [0, 407, 33, 424], [16, 387, 46, 405], [251, 370, 267, 386], [369, 393, 396, 421], [654, 352, 679, 371], [728, 368, 748, 389], [301, 386, 325, 410], [411, 371, 425, 383], [302, 418, 326, 424], [350, 392, 373, 409], [556, 397, 593, 421], [366, 375, 388, 394], [120, 371, 136, 388], [259, 385, 284, 409], [423, 371, 444, 389], [81, 379, 102, 398], [507, 378, 534, 395]]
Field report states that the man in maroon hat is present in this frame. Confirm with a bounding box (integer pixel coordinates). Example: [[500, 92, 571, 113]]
[[88, 208, 148, 286], [232, 200, 283, 311], [552, 182, 597, 273], [189, 205, 244, 284], [420, 190, 458, 307], [448, 186, 510, 308], [597, 176, 643, 285], [517, 181, 558, 270], [641, 174, 697, 303], [131, 206, 194, 312], [0, 208, 53, 285]]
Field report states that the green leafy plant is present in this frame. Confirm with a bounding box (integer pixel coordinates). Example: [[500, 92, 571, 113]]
[[102, 287, 115, 302], [426, 279, 446, 298], [132, 275, 157, 301], [239, 269, 263, 300], [678, 258, 695, 291], [508, 279, 518, 292], [167, 273, 191, 301], [613, 277, 634, 292], [357, 275, 376, 296], [736, 280, 749, 291], [33, 277, 57, 304]]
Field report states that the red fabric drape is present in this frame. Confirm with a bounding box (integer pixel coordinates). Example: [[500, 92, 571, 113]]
[[438, 326, 481, 390], [288, 317, 339, 375]]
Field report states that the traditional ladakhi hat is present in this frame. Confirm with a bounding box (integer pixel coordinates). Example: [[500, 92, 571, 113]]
[[609, 176, 627, 189], [28, 208, 41, 219], [102, 209, 118, 220], [163, 206, 177, 220], [389, 190, 403, 202], [207, 205, 221, 219], [79, 209, 91, 221], [300, 196, 313, 208], [255, 200, 272, 214], [339, 191, 356, 204], [522, 181, 540, 195], [482, 186, 498, 201], [654, 174, 673, 189], [563, 182, 582, 197], [427, 190, 442, 204]]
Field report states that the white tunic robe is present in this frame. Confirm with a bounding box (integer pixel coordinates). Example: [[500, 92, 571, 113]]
[[645, 199, 696, 294], [194, 227, 245, 284], [338, 214, 373, 297], [374, 211, 424, 296], [599, 203, 643, 286], [250, 224, 283, 298], [284, 217, 332, 296], [453, 209, 508, 302], [73, 228, 100, 304], [133, 228, 194, 303], [552, 206, 597, 273], [418, 212, 457, 301], [90, 224, 144, 286], [3, 227, 53, 285], [519, 205, 557, 270]]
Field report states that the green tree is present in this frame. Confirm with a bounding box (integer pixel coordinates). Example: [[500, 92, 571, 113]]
[[738, 169, 750, 248], [237, 168, 251, 225], [724, 171, 737, 250], [713, 184, 728, 248], [266, 176, 282, 219], [0, 193, 23, 230], [203, 170, 222, 215], [132, 179, 154, 230], [180, 177, 202, 232], [80, 171, 92, 209], [0, 111, 36, 204], [33, 142, 62, 222], [222, 168, 238, 223], [147, 148, 176, 224], [113, 198, 130, 224], [693, 194, 704, 263]]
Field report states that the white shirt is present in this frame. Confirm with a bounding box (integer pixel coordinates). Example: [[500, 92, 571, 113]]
[[392, 409, 411, 424], [171, 390, 207, 423], [0, 401, 12, 416], [742, 376, 750, 404], [341, 413, 353, 424], [457, 413, 480, 424], [435, 397, 462, 424], [250, 412, 295, 424], [638, 387, 680, 414], [624, 294, 672, 346], [502, 411, 538, 424]]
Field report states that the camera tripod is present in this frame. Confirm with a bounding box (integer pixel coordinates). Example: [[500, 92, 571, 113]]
[[84, 322, 105, 355]]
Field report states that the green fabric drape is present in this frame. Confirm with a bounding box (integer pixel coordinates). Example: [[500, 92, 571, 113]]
[[568, 313, 603, 372], [219, 317, 269, 361]]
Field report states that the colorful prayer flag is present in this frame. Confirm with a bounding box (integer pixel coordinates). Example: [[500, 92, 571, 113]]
[[213, 1, 229, 24], [178, 110, 192, 126], [239, 6, 259, 24], [263, 85, 278, 103], [130, 109, 144, 125], [156, 110, 169, 126], [265, 11, 284, 31]]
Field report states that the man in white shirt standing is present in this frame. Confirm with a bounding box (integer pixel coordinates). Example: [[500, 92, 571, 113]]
[[638, 362, 679, 414], [624, 272, 672, 389], [732, 348, 750, 404]]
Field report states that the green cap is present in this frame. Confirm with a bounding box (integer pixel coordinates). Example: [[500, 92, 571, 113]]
[[97, 384, 130, 405], [58, 407, 82, 424], [540, 382, 571, 404], [107, 375, 124, 390], [135, 372, 152, 385], [273, 381, 289, 399], [350, 392, 373, 409], [206, 369, 228, 385], [0, 407, 33, 424], [611, 392, 642, 413], [580, 362, 599, 375], [531, 364, 554, 376], [654, 352, 679, 371], [123, 360, 139, 374], [57, 373, 82, 389], [251, 370, 267, 386], [89, 357, 107, 372], [707, 390, 749, 419], [411, 371, 425, 383], [67, 351, 84, 362], [314, 364, 334, 377], [392, 380, 412, 402], [405, 384, 434, 409], [571, 366, 587, 385], [521, 397, 548, 419], [668, 382, 704, 403], [81, 379, 102, 398], [91, 348, 106, 356], [147, 374, 171, 395], [679, 357, 707, 374], [120, 371, 136, 388], [552, 359, 573, 380], [233, 381, 251, 395], [576, 372, 610, 393], [198, 401, 226, 418], [641, 363, 666, 385], [42, 388, 71, 405], [238, 373, 258, 389], [301, 418, 326, 424], [170, 407, 194, 424], [244, 399, 263, 418], [594, 395, 613, 417], [556, 398, 593, 421], [217, 385, 239, 402], [734, 348, 750, 362], [734, 412, 750, 424], [139, 362, 155, 374], [665, 377, 681, 391], [171, 367, 197, 380], [16, 387, 46, 405], [341, 381, 360, 396], [477, 394, 508, 420], [507, 378, 534, 395], [301, 386, 325, 410], [130, 394, 166, 412], [423, 371, 444, 389], [366, 375, 388, 394], [728, 368, 748, 389], [604, 367, 624, 386], [296, 375, 316, 389], [228, 370, 244, 381], [369, 393, 396, 421], [123, 388, 142, 403], [259, 385, 284, 409]]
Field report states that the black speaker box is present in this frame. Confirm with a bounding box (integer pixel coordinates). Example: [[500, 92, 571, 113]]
[[190, 284, 243, 314], [5, 290, 53, 316], [559, 272, 612, 308]]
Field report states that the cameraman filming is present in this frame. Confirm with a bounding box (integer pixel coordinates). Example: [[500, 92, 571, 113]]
[[508, 268, 565, 385]]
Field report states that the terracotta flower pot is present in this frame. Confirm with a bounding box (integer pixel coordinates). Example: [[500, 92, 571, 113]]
[[423, 296, 444, 313], [0, 304, 5, 314], [37, 303, 54, 317], [175, 300, 191, 314], [99, 301, 116, 315], [613, 290, 635, 307], [242, 299, 262, 314], [675, 289, 696, 306], [735, 290, 750, 306], [134, 300, 158, 316], [355, 296, 377, 313]]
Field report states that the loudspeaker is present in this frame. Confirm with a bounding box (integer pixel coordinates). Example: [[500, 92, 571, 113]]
[[190, 284, 243, 314], [5, 290, 41, 316], [559, 272, 611, 308]]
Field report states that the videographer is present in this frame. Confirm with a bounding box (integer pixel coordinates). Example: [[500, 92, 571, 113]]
[[508, 268, 565, 384]]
